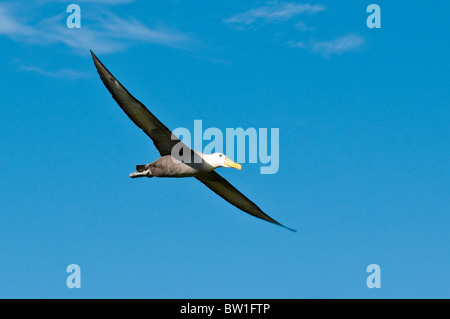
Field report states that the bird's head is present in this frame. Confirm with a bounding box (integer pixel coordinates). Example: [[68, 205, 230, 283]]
[[203, 153, 242, 170]]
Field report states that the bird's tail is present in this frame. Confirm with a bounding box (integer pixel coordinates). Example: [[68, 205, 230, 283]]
[[136, 164, 149, 172]]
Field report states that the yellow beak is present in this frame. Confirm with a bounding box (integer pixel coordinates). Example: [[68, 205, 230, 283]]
[[224, 157, 242, 170]]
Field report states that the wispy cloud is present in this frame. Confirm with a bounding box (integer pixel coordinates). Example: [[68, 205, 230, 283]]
[[102, 14, 190, 48], [311, 34, 364, 56], [225, 2, 362, 57], [225, 2, 325, 25], [0, 2, 193, 55], [294, 21, 314, 31], [20, 65, 88, 80], [0, 5, 36, 36], [42, 0, 134, 5], [290, 34, 364, 57]]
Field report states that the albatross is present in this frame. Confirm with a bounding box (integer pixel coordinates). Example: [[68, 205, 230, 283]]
[[91, 51, 295, 232]]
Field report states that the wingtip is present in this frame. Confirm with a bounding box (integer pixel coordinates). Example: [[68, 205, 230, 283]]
[[271, 218, 297, 232], [90, 50, 108, 76], [90, 50, 98, 62], [270, 219, 297, 232], [285, 226, 297, 233], [280, 224, 297, 233]]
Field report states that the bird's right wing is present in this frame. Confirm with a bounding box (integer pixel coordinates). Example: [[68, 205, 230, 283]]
[[196, 171, 296, 232], [91, 51, 187, 156]]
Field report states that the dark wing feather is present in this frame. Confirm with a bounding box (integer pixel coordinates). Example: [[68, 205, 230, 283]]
[[91, 51, 187, 156], [196, 171, 296, 232]]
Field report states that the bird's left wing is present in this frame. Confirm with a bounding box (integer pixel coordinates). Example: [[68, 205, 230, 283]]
[[91, 51, 188, 156], [196, 171, 296, 232]]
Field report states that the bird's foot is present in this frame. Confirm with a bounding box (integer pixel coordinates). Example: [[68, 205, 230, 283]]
[[129, 169, 151, 178]]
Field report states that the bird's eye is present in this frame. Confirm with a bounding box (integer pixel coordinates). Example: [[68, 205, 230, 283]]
[[219, 154, 222, 157]]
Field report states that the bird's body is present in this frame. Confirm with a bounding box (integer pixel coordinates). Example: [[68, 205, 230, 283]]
[[91, 51, 295, 232], [131, 154, 213, 178]]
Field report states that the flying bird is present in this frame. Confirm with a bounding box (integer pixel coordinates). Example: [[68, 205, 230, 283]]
[[91, 51, 295, 232]]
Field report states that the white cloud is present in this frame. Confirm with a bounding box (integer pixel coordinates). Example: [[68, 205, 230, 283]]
[[102, 14, 190, 48], [295, 21, 314, 31], [0, 5, 35, 36], [44, 0, 134, 4], [311, 34, 364, 56], [0, 2, 192, 55], [20, 65, 88, 80], [287, 34, 364, 57], [225, 2, 325, 25]]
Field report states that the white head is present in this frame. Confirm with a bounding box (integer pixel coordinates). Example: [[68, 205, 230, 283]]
[[203, 153, 242, 170]]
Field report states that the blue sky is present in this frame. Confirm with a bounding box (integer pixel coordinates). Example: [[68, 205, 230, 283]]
[[0, 0, 449, 298]]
